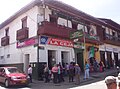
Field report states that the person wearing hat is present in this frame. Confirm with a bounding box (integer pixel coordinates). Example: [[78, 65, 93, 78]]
[[105, 76, 117, 89], [75, 64, 81, 85]]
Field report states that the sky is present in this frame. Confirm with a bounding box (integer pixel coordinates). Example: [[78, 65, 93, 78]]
[[0, 0, 120, 24]]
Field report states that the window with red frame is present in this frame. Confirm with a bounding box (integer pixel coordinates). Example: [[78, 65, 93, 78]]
[[21, 16, 27, 28]]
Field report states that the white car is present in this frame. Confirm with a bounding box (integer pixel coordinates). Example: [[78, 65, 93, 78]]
[[118, 73, 120, 80], [118, 73, 120, 87]]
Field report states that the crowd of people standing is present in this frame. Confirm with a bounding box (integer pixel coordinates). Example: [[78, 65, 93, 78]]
[[27, 58, 106, 85], [43, 62, 83, 85], [43, 59, 106, 84]]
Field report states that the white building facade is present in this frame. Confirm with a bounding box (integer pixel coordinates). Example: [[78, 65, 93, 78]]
[[0, 1, 76, 79]]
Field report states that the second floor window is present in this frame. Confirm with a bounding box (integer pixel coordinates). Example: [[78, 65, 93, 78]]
[[87, 25, 90, 34], [118, 33, 120, 37], [50, 15, 57, 24], [112, 31, 115, 36], [72, 22, 78, 29], [21, 16, 27, 28], [5, 27, 9, 36]]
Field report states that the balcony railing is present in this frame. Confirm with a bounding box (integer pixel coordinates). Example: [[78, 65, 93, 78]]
[[16, 27, 29, 41], [1, 36, 9, 46], [104, 33, 120, 46], [37, 21, 102, 44], [105, 33, 120, 41], [37, 21, 75, 38]]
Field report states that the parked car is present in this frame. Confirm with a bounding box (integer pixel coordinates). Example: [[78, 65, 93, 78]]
[[0, 67, 29, 87], [118, 73, 120, 80], [118, 73, 120, 87]]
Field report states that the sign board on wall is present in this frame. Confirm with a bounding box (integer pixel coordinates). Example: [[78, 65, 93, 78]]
[[70, 30, 83, 39], [17, 38, 37, 48], [40, 36, 73, 48]]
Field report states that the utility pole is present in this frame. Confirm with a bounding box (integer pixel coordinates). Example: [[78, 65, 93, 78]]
[[83, 24, 86, 62]]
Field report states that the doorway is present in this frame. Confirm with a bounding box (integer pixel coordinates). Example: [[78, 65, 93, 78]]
[[76, 52, 84, 72], [74, 48, 84, 72], [48, 50, 56, 70], [100, 51, 106, 67], [24, 54, 30, 74], [114, 53, 118, 67], [107, 52, 113, 68], [61, 51, 69, 67]]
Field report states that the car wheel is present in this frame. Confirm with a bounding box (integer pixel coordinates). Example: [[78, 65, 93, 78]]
[[5, 79, 9, 88]]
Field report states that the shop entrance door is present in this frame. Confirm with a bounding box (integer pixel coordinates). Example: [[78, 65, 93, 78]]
[[24, 54, 30, 74], [61, 51, 69, 67], [114, 53, 118, 67], [77, 52, 84, 72], [48, 50, 56, 70], [107, 52, 113, 68], [100, 51, 106, 67]]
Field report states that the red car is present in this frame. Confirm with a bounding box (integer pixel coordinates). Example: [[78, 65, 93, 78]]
[[0, 67, 29, 87]]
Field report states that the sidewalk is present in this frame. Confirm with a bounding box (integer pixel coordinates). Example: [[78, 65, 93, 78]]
[[30, 68, 118, 89]]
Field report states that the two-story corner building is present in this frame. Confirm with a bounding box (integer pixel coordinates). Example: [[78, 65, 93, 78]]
[[0, 0, 119, 79], [37, 0, 103, 72], [98, 18, 120, 69]]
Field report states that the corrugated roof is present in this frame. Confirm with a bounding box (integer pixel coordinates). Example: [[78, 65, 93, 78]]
[[0, 0, 119, 30]]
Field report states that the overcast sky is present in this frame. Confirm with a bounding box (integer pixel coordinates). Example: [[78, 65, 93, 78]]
[[0, 0, 120, 24]]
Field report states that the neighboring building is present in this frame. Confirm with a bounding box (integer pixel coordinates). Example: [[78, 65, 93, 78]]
[[98, 18, 120, 68], [0, 0, 120, 79]]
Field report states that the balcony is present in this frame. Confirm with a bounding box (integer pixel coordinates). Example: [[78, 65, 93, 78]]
[[37, 21, 75, 38], [104, 33, 120, 46], [16, 27, 29, 41], [1, 36, 9, 46]]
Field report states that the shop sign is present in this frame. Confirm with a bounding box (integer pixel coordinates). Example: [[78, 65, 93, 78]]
[[17, 38, 37, 48], [85, 34, 99, 41], [113, 48, 118, 52], [105, 46, 113, 51], [48, 38, 73, 48], [70, 30, 83, 39], [40, 36, 48, 44], [40, 36, 74, 48]]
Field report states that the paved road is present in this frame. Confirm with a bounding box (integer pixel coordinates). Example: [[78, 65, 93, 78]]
[[0, 79, 106, 89], [70, 80, 106, 89], [0, 68, 118, 89], [0, 77, 110, 89]]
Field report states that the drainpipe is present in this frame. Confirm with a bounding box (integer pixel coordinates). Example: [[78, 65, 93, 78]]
[[36, 13, 40, 79], [42, 0, 45, 21]]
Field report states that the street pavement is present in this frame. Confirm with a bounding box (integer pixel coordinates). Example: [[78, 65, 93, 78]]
[[0, 68, 118, 89], [29, 68, 118, 89]]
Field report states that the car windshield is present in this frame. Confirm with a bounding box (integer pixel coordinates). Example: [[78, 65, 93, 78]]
[[6, 68, 23, 74]]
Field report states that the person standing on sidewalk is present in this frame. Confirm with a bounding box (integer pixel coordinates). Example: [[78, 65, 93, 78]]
[[84, 61, 90, 80], [44, 64, 50, 83], [105, 76, 117, 89], [75, 64, 81, 85], [69, 62, 74, 82], [28, 64, 32, 83], [52, 64, 58, 83]]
